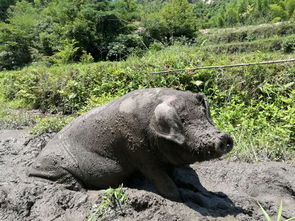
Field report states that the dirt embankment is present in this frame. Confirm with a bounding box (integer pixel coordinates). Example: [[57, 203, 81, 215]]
[[0, 129, 294, 221]]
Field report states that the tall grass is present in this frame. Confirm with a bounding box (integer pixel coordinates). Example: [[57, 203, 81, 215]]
[[199, 22, 295, 44]]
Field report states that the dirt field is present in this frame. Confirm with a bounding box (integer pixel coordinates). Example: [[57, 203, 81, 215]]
[[0, 129, 294, 221]]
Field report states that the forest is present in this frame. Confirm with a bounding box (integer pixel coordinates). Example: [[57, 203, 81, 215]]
[[0, 0, 295, 70]]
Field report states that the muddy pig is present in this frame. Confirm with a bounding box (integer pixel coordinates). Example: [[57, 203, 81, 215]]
[[29, 88, 233, 201]]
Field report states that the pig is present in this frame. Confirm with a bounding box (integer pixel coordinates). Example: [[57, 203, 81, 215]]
[[29, 88, 233, 201]]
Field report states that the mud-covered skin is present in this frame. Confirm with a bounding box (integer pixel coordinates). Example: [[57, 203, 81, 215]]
[[29, 88, 233, 200]]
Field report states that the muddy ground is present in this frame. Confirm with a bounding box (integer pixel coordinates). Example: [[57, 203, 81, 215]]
[[0, 129, 294, 221]]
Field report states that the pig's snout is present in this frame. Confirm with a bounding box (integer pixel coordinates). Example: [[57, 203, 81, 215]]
[[215, 134, 233, 154]]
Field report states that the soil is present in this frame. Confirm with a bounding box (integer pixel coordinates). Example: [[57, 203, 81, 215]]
[[0, 129, 294, 221]]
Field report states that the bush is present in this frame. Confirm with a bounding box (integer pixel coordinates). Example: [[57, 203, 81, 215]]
[[0, 108, 35, 129], [107, 34, 145, 60], [31, 115, 74, 136], [80, 51, 94, 64], [149, 42, 165, 52], [50, 40, 79, 64], [0, 1, 38, 70], [281, 36, 295, 53], [143, 0, 197, 42]]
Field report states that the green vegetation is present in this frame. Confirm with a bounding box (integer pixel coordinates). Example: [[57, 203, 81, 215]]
[[208, 0, 295, 27], [198, 22, 295, 44], [0, 108, 35, 129], [88, 184, 127, 221], [201, 34, 295, 54], [0, 45, 294, 162], [1, 0, 295, 70], [258, 200, 295, 221], [31, 115, 74, 136]]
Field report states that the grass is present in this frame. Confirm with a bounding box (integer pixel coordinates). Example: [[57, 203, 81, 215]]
[[258, 201, 295, 221], [202, 34, 295, 54], [31, 115, 75, 136], [199, 21, 295, 44], [0, 107, 36, 129], [88, 184, 127, 221]]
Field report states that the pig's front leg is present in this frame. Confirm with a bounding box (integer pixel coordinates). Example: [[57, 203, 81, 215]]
[[140, 166, 181, 201], [169, 165, 210, 196]]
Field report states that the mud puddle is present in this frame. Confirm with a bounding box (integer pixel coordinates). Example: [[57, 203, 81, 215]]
[[0, 129, 294, 221]]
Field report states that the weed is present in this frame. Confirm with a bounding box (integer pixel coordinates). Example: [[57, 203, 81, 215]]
[[281, 36, 295, 53], [88, 184, 128, 221], [258, 201, 295, 221], [0, 108, 36, 129], [31, 115, 74, 136]]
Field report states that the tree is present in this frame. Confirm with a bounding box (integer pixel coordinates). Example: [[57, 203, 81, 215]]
[[0, 1, 38, 69], [269, 3, 288, 20], [112, 0, 142, 21], [143, 0, 197, 42], [225, 7, 239, 26], [29, 0, 128, 62], [0, 0, 17, 21], [286, 0, 295, 18]]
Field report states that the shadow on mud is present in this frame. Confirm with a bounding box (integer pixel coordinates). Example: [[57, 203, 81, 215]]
[[126, 165, 248, 218]]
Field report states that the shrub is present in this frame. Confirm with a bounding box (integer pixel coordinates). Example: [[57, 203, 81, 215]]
[[0, 108, 35, 129], [80, 51, 94, 64], [0, 1, 38, 70], [281, 36, 295, 53], [143, 0, 197, 42], [31, 115, 74, 136], [50, 40, 79, 64], [107, 34, 145, 60]]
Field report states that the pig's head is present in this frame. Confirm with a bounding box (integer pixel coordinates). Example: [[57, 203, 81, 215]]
[[149, 92, 233, 165]]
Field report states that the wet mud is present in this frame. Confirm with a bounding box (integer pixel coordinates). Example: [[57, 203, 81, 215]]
[[0, 129, 294, 221]]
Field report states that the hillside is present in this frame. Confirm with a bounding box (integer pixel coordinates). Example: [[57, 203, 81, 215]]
[[1, 0, 295, 70]]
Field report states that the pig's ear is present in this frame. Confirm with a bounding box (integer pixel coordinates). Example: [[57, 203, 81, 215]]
[[195, 93, 214, 125], [195, 93, 205, 104], [150, 102, 185, 145]]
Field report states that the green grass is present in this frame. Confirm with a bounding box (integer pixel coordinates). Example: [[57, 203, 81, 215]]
[[88, 184, 127, 221], [31, 115, 75, 136], [199, 21, 295, 45], [0, 107, 36, 129], [258, 201, 295, 221], [202, 34, 295, 54]]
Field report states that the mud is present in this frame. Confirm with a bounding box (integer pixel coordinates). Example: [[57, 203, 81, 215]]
[[0, 129, 294, 221]]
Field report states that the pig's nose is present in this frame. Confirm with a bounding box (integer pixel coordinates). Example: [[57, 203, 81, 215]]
[[216, 134, 233, 153]]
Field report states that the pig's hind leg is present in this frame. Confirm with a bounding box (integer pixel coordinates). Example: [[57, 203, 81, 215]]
[[74, 150, 133, 190], [28, 151, 84, 191]]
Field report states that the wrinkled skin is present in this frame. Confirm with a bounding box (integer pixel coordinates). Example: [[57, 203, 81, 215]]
[[29, 88, 233, 201]]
